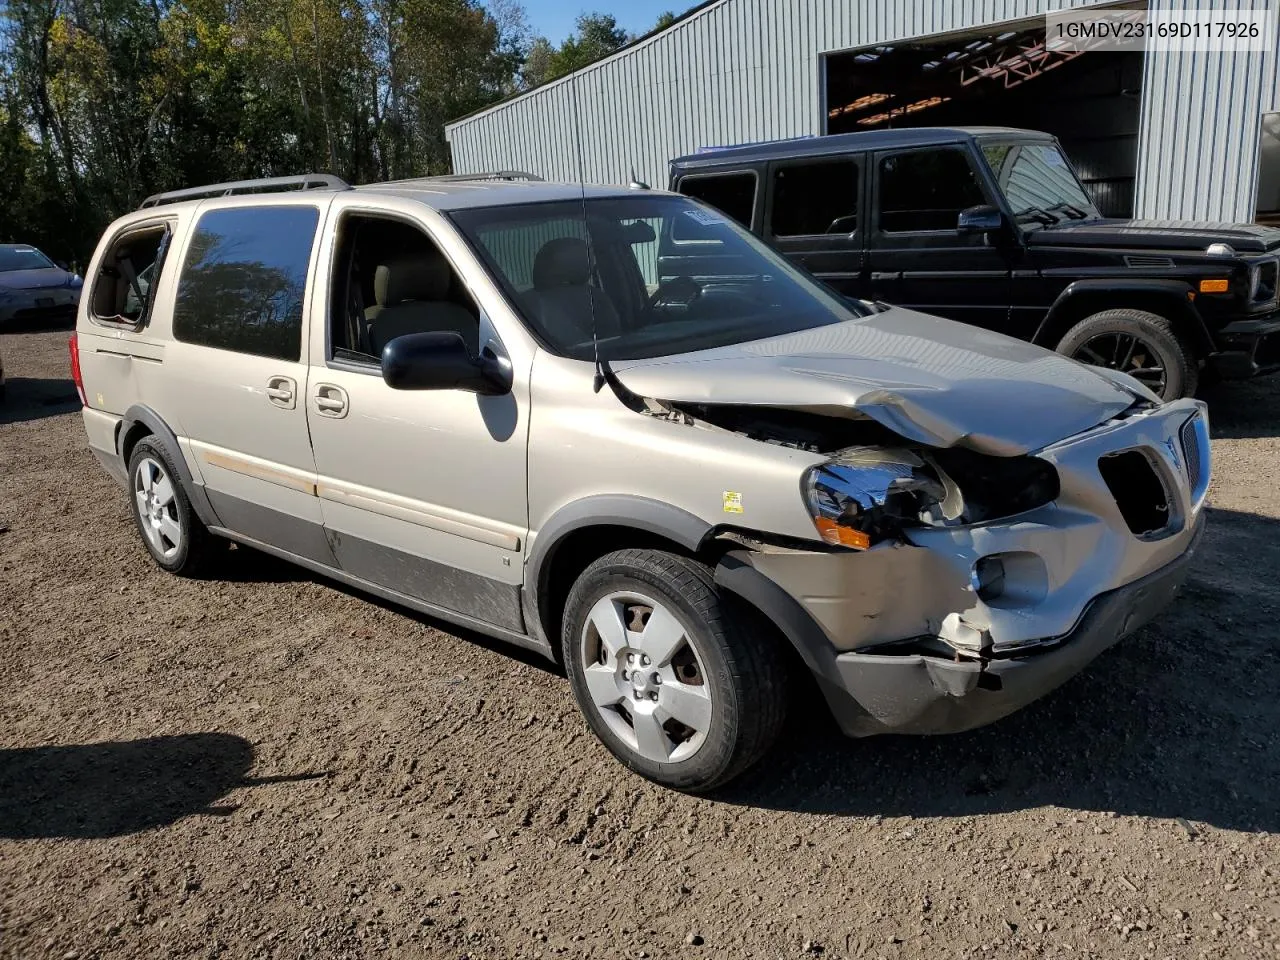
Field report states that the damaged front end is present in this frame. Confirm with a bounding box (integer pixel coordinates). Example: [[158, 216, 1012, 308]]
[[662, 394, 1209, 738]]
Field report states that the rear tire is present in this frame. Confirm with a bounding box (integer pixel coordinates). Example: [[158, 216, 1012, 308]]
[[561, 548, 789, 792], [1057, 308, 1198, 401], [126, 437, 220, 576]]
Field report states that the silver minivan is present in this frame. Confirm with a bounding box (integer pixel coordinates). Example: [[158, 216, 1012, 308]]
[[74, 173, 1209, 791]]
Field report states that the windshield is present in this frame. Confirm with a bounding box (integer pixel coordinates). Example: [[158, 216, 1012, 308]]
[[980, 142, 1099, 228], [0, 246, 55, 272], [450, 194, 867, 361]]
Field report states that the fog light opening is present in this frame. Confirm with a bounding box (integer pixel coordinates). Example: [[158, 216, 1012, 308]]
[[971, 557, 1006, 602]]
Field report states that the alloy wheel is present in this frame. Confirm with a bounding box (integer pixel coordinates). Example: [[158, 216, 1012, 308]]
[[1071, 332, 1168, 395], [579, 590, 713, 764], [133, 456, 183, 560]]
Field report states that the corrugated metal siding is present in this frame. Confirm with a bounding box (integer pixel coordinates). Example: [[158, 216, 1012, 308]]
[[448, 0, 1274, 222], [1134, 0, 1275, 220]]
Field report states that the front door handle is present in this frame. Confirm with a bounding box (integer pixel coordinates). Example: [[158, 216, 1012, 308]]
[[313, 383, 349, 419], [266, 375, 297, 409]]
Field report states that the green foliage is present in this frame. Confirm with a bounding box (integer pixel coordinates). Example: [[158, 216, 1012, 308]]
[[520, 8, 683, 90], [0, 0, 530, 263]]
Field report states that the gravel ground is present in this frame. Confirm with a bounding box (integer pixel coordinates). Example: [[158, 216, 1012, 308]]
[[1, 326, 1278, 960]]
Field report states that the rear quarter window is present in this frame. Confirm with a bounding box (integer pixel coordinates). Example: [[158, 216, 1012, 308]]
[[172, 206, 320, 361]]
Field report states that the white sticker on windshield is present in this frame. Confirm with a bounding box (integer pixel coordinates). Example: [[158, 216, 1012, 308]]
[[683, 208, 724, 227]]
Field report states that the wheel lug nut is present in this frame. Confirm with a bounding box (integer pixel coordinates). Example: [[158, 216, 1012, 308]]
[[641, 655, 650, 666], [648, 691, 658, 701], [627, 653, 635, 664], [651, 673, 661, 685]]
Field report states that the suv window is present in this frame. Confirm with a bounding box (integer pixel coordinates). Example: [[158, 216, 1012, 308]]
[[172, 206, 319, 361], [877, 149, 985, 233], [770, 159, 859, 237], [676, 172, 756, 229], [329, 213, 480, 362], [90, 224, 169, 326]]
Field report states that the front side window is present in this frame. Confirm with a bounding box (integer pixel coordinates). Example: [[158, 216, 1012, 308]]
[[0, 246, 55, 272], [173, 206, 319, 361], [676, 172, 757, 229], [452, 194, 867, 362], [770, 159, 859, 237], [981, 142, 1098, 227], [877, 149, 986, 233]]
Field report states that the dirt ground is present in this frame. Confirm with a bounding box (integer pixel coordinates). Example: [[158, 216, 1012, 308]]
[[1, 325, 1278, 960]]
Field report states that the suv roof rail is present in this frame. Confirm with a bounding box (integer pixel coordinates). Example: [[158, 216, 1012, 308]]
[[424, 170, 545, 183], [139, 174, 351, 209]]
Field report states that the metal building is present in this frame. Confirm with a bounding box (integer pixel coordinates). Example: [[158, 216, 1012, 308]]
[[445, 0, 1279, 223]]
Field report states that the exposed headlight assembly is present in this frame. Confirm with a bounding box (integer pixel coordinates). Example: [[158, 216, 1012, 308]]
[[801, 447, 951, 549], [802, 446, 1061, 549]]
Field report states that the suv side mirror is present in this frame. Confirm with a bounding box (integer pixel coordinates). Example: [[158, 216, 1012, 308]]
[[957, 205, 1005, 235], [381, 331, 512, 396]]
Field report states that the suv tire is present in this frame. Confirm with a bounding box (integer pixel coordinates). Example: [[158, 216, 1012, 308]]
[[126, 437, 220, 576], [562, 548, 789, 792], [1057, 308, 1198, 401]]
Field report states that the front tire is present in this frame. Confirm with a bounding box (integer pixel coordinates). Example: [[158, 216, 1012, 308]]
[[561, 549, 789, 792], [126, 437, 219, 576], [1057, 308, 1198, 401]]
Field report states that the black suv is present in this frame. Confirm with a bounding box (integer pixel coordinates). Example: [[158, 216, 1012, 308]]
[[669, 126, 1280, 401]]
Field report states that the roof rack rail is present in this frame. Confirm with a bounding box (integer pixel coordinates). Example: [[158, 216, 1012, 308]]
[[425, 170, 545, 183], [139, 173, 350, 209]]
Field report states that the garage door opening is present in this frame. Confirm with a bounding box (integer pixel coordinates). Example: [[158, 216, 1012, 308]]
[[823, 18, 1144, 217]]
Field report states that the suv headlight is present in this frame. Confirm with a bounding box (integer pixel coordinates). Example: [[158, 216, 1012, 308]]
[[1249, 258, 1278, 305], [801, 447, 949, 549]]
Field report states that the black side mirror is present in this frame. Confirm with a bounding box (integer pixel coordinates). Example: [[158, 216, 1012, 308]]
[[957, 204, 1005, 235], [381, 331, 512, 396]]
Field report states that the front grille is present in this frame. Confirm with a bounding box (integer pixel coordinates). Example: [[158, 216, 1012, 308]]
[[1098, 450, 1170, 537], [1179, 418, 1200, 487]]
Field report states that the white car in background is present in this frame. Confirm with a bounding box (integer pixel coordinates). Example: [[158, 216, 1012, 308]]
[[0, 244, 82, 328]]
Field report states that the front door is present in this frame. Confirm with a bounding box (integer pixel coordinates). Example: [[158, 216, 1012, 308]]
[[305, 206, 529, 633], [158, 199, 333, 564], [867, 146, 1014, 333]]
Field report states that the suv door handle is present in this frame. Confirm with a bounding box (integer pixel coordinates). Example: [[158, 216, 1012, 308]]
[[266, 376, 297, 409], [313, 383, 349, 418]]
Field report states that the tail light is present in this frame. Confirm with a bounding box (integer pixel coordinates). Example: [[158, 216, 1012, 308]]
[[69, 333, 87, 406]]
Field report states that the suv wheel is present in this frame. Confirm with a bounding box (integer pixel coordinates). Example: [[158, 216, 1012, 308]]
[[1057, 308, 1197, 401], [562, 548, 789, 792], [127, 438, 218, 576]]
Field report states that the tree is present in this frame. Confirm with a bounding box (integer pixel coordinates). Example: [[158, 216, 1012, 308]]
[[0, 0, 528, 263], [653, 11, 677, 31]]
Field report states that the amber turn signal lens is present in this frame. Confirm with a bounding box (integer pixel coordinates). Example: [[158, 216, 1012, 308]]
[[1199, 278, 1230, 293], [814, 517, 871, 550]]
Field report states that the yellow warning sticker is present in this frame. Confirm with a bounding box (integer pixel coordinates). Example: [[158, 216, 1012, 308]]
[[722, 491, 743, 514]]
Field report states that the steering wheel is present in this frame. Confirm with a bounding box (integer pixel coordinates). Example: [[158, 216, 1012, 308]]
[[647, 274, 702, 309]]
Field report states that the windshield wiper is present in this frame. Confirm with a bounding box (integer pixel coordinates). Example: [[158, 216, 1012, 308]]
[[1013, 206, 1060, 226], [1045, 201, 1091, 221]]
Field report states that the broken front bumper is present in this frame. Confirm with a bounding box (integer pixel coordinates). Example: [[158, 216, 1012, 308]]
[[827, 514, 1202, 736], [717, 515, 1202, 738]]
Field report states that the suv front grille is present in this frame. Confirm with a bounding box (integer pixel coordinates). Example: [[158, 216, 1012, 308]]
[[1178, 418, 1200, 488], [1179, 413, 1211, 508], [1098, 450, 1171, 537]]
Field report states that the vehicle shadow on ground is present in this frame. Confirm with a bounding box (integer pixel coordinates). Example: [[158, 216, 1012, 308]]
[[1199, 377, 1280, 439], [0, 733, 326, 839], [718, 506, 1280, 835], [0, 376, 81, 425]]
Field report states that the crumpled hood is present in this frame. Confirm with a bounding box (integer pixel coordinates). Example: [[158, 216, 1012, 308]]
[[0, 267, 71, 290], [1025, 218, 1280, 253], [613, 308, 1147, 456]]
